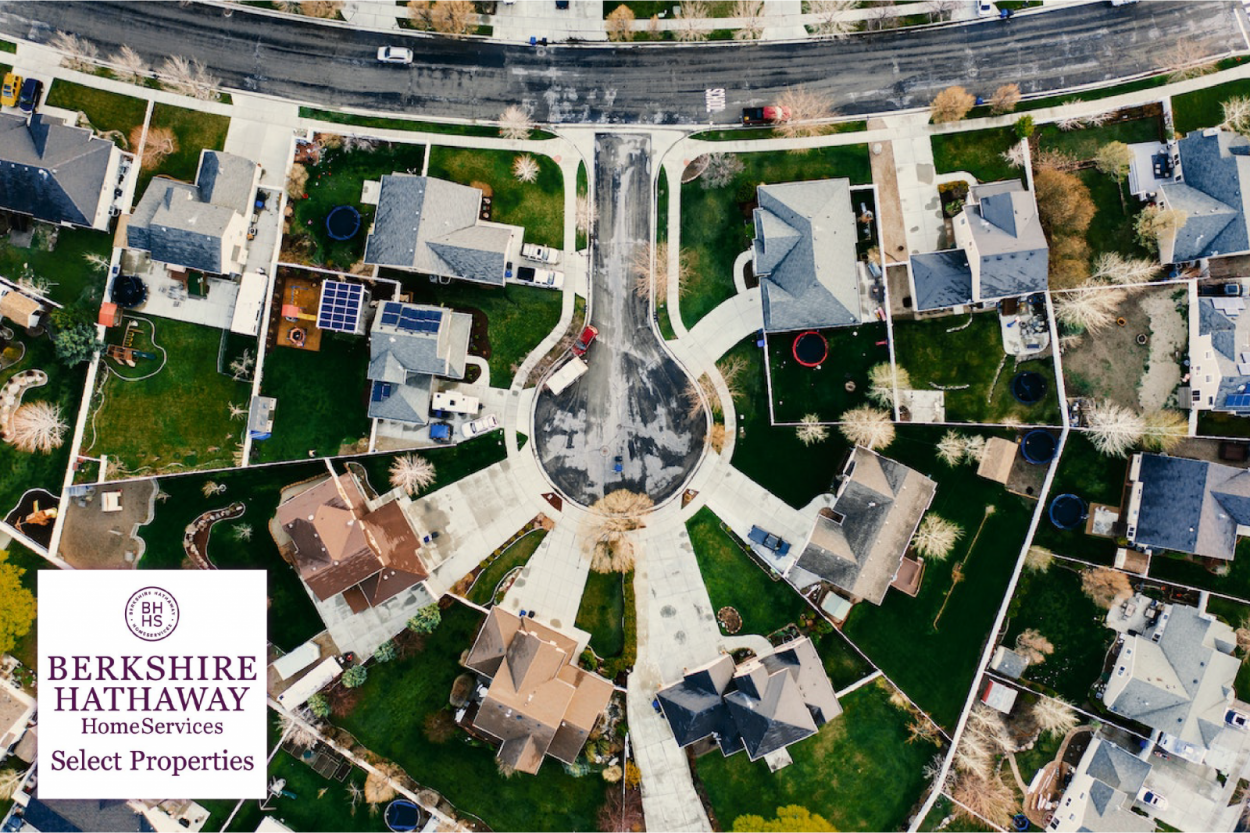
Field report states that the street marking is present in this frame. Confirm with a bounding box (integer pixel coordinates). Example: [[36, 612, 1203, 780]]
[[704, 88, 726, 113]]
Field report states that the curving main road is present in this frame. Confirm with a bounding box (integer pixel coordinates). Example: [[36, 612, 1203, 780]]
[[0, 1, 1243, 125]]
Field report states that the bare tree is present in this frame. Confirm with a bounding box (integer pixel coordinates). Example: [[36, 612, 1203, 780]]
[[50, 30, 99, 72], [868, 362, 910, 407], [1015, 628, 1055, 665], [930, 86, 976, 123], [512, 154, 540, 183], [937, 430, 969, 466], [911, 514, 963, 561], [950, 771, 1017, 827], [287, 163, 310, 199], [734, 0, 764, 40], [1166, 37, 1217, 82], [963, 434, 987, 463], [585, 490, 653, 573], [700, 153, 744, 189], [160, 55, 220, 100], [988, 83, 1021, 115], [1091, 252, 1160, 287], [606, 4, 635, 41], [1222, 96, 1250, 136], [632, 242, 689, 302], [111, 45, 149, 84], [1000, 143, 1028, 170], [498, 105, 534, 140], [675, 0, 712, 41], [8, 401, 67, 453], [575, 194, 597, 235], [839, 406, 895, 450], [409, 0, 476, 36], [232, 524, 253, 542], [1135, 205, 1188, 253], [389, 453, 437, 495], [1142, 409, 1187, 453], [864, 2, 899, 31], [301, 0, 344, 18], [1053, 287, 1121, 333], [0, 769, 24, 802], [276, 711, 319, 748], [809, 0, 858, 39], [229, 349, 255, 382], [796, 413, 829, 446], [774, 86, 835, 139], [1086, 401, 1145, 456], [1024, 545, 1054, 573], [201, 481, 227, 498], [1032, 696, 1079, 736], [228, 401, 248, 421], [1081, 566, 1133, 609], [929, 0, 959, 23]]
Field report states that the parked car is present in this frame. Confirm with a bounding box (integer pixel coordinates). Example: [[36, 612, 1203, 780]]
[[572, 324, 598, 357], [521, 243, 561, 265], [1199, 282, 1245, 297], [429, 422, 453, 444], [1, 73, 21, 108], [462, 414, 500, 439], [741, 106, 792, 126], [1227, 708, 1249, 729], [516, 265, 564, 289], [377, 46, 414, 64], [17, 78, 42, 113], [1136, 789, 1167, 811]]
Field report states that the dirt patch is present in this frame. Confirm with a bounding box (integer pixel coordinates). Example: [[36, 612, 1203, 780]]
[[58, 479, 156, 568], [1059, 289, 1155, 410], [1137, 289, 1187, 411]]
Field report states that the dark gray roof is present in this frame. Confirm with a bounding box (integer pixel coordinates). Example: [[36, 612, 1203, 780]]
[[910, 250, 973, 311], [366, 302, 471, 425], [367, 375, 432, 424], [1163, 129, 1250, 263], [22, 790, 153, 833], [656, 655, 735, 748], [1199, 298, 1237, 360], [0, 113, 116, 228], [1133, 453, 1250, 559], [752, 179, 864, 333], [965, 181, 1049, 300], [197, 150, 257, 215], [1085, 739, 1150, 795]]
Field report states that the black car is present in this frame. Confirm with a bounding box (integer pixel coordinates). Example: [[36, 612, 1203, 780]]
[[17, 78, 42, 113]]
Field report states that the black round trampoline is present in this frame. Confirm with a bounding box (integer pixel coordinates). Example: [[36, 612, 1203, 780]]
[[111, 275, 147, 309], [1010, 371, 1046, 405], [1021, 429, 1057, 465], [385, 799, 423, 832], [792, 330, 829, 367], [1049, 494, 1087, 530], [325, 205, 362, 241]]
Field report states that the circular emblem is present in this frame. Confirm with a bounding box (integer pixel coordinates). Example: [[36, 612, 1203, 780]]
[[125, 586, 180, 641]]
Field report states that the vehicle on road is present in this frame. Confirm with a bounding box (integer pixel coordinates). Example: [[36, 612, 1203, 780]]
[[521, 243, 561, 265], [17, 78, 42, 113], [572, 325, 598, 358], [1226, 709, 1249, 729], [462, 414, 500, 438], [1, 73, 21, 108], [741, 105, 791, 126], [429, 422, 453, 444], [1136, 789, 1167, 811], [546, 356, 588, 394], [377, 46, 414, 64], [516, 265, 564, 289]]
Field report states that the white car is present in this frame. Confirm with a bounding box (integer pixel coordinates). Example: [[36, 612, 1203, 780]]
[[462, 414, 500, 439], [522, 243, 561, 265], [1227, 709, 1250, 729], [377, 46, 414, 65], [516, 265, 564, 290], [1136, 789, 1168, 811]]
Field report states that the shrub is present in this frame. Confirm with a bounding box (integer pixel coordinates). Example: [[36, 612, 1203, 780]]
[[306, 692, 330, 718], [407, 604, 442, 634], [342, 665, 368, 688], [1014, 115, 1035, 139]]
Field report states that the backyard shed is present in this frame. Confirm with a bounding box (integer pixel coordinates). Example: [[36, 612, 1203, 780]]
[[977, 437, 1017, 484]]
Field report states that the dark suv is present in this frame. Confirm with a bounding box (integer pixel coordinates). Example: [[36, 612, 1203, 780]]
[[17, 78, 42, 113]]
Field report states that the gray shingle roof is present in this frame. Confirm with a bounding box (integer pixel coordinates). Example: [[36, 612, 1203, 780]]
[[367, 375, 432, 424], [966, 181, 1049, 300], [0, 113, 116, 228], [366, 302, 472, 425], [1132, 453, 1250, 559], [1163, 129, 1250, 263], [752, 179, 864, 333], [910, 250, 973, 311]]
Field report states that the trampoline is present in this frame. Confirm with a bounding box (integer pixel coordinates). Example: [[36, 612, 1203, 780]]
[[1021, 429, 1057, 465], [792, 331, 829, 367], [1010, 370, 1046, 405], [1049, 494, 1087, 530], [385, 799, 423, 832], [111, 275, 148, 309], [325, 205, 361, 241]]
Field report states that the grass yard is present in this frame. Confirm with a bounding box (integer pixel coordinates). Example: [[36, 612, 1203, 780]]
[[137, 461, 327, 650], [690, 121, 868, 142], [255, 333, 372, 463], [1030, 434, 1124, 566], [427, 146, 564, 250], [768, 323, 889, 422], [0, 224, 112, 308], [1148, 541, 1250, 604], [389, 274, 563, 389], [695, 680, 932, 833], [226, 752, 375, 833], [191, 799, 238, 833], [724, 335, 853, 508], [1198, 411, 1250, 439], [286, 140, 427, 270], [843, 425, 1036, 729], [45, 80, 148, 142], [892, 312, 1062, 425], [918, 794, 996, 832], [351, 433, 508, 498], [0, 40, 14, 53], [335, 601, 608, 831], [0, 333, 86, 518], [679, 145, 871, 330], [1003, 564, 1112, 705], [1078, 167, 1151, 260], [1173, 78, 1250, 135], [466, 530, 547, 606], [1034, 117, 1162, 163], [87, 317, 249, 474], [138, 103, 230, 195], [1206, 596, 1250, 701], [576, 570, 626, 658], [931, 127, 1022, 185], [300, 106, 549, 139]]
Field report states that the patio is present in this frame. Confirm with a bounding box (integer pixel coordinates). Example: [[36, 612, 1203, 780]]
[[117, 250, 240, 330]]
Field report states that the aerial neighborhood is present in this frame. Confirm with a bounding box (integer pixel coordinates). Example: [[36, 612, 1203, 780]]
[[3, 2, 1250, 832]]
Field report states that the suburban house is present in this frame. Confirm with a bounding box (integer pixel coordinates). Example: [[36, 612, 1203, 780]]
[[1046, 736, 1153, 832], [751, 178, 870, 333], [1102, 594, 1242, 766], [656, 637, 841, 765], [0, 112, 129, 231], [367, 300, 472, 428], [0, 684, 35, 765], [126, 149, 261, 277], [274, 470, 430, 616], [785, 446, 937, 608], [909, 180, 1049, 312], [1187, 288, 1250, 416], [1154, 129, 1250, 265], [3, 785, 211, 833], [1124, 452, 1250, 560], [462, 608, 614, 775], [362, 174, 523, 286]]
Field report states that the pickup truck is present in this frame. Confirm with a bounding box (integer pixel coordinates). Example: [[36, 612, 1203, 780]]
[[521, 243, 561, 265], [516, 265, 564, 290], [741, 105, 792, 126]]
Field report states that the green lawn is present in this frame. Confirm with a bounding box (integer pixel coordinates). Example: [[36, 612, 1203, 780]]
[[335, 602, 608, 831], [87, 317, 249, 474], [725, 336, 853, 508], [1197, 411, 1250, 439], [1035, 117, 1163, 163], [1206, 597, 1250, 701], [576, 570, 626, 658], [695, 680, 931, 833], [892, 313, 1061, 425], [427, 146, 564, 250], [577, 160, 589, 251], [0, 40, 14, 53], [0, 224, 112, 308], [1077, 167, 1151, 261], [255, 333, 372, 463], [384, 275, 563, 389], [0, 333, 86, 518], [137, 461, 327, 651], [1173, 78, 1250, 135], [1148, 542, 1250, 604], [843, 425, 1036, 730], [931, 127, 1022, 185], [919, 794, 996, 832], [768, 323, 889, 422], [287, 141, 427, 271], [466, 530, 547, 606], [1030, 433, 1124, 566], [300, 106, 552, 139], [690, 121, 869, 142], [45, 79, 148, 143], [226, 752, 375, 833], [138, 103, 230, 195], [351, 433, 508, 499], [680, 145, 872, 329]]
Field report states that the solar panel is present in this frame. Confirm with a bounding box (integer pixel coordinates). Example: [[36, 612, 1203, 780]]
[[317, 281, 365, 333], [371, 381, 394, 402], [1227, 393, 1250, 410]]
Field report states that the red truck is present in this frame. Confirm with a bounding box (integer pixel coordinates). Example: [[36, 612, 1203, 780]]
[[742, 105, 792, 126]]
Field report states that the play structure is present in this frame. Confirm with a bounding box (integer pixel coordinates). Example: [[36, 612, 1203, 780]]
[[282, 299, 318, 348], [1010, 370, 1046, 405], [792, 330, 829, 367], [1048, 494, 1087, 530], [1021, 429, 1057, 465], [325, 205, 362, 241]]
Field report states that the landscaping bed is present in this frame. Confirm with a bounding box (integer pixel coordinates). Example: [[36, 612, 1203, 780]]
[[426, 146, 564, 250], [45, 80, 148, 143], [767, 323, 889, 422], [465, 529, 547, 606], [931, 127, 1022, 185], [137, 103, 230, 196]]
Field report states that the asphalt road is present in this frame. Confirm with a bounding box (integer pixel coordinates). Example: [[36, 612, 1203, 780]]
[[0, 1, 1243, 125], [533, 135, 705, 507]]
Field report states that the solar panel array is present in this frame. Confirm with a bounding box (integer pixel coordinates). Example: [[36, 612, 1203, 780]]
[[379, 301, 443, 334], [371, 381, 394, 403], [318, 282, 364, 333], [1226, 393, 1250, 410]]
